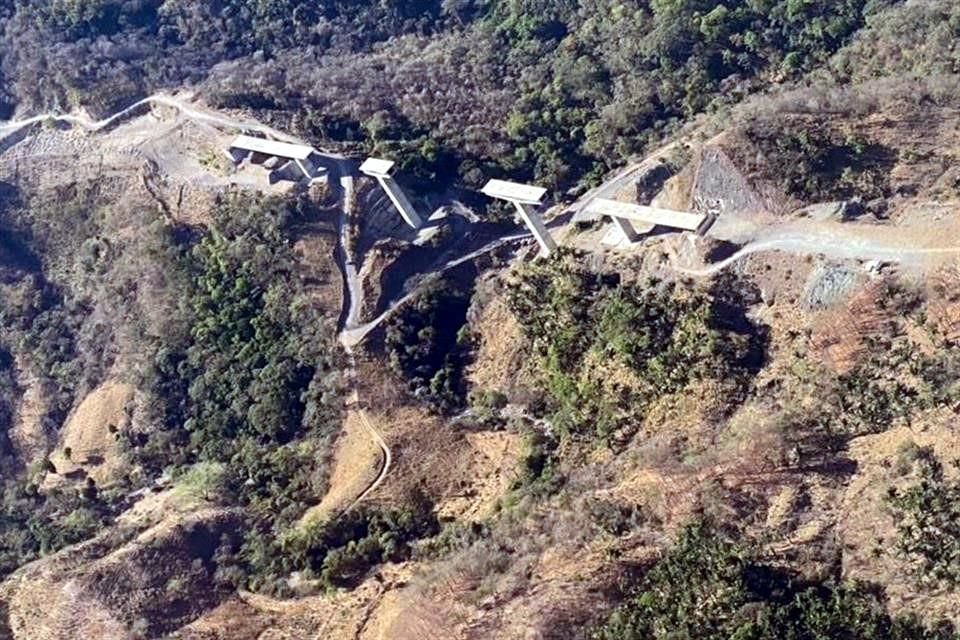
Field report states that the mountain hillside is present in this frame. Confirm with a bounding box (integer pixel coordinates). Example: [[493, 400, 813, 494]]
[[0, 1, 959, 638]]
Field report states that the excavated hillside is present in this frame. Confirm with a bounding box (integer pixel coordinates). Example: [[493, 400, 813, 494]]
[[1, 75, 960, 640]]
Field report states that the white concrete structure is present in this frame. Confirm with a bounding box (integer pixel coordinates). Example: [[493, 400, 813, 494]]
[[359, 158, 423, 229], [227, 135, 319, 180], [584, 198, 709, 242], [481, 179, 556, 256]]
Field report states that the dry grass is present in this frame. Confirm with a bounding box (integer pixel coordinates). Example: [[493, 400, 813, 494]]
[[299, 410, 382, 527], [810, 278, 904, 374], [0, 507, 243, 639], [292, 232, 342, 320], [436, 431, 523, 522], [838, 416, 960, 625], [466, 294, 530, 399], [47, 380, 133, 487]]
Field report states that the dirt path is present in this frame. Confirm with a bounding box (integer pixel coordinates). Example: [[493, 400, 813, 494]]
[[338, 350, 392, 512], [349, 406, 392, 508], [672, 222, 960, 277], [0, 93, 339, 152]]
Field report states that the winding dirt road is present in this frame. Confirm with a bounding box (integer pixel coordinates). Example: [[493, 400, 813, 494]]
[[672, 222, 960, 278], [0, 92, 320, 148]]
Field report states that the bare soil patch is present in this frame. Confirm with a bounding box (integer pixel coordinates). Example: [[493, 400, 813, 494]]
[[46, 380, 133, 488], [300, 410, 382, 526]]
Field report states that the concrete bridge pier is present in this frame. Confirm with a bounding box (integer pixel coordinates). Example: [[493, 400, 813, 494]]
[[360, 158, 423, 229], [609, 215, 641, 243], [513, 201, 557, 256], [482, 179, 556, 257]]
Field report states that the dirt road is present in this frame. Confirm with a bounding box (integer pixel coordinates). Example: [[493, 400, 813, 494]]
[[0, 93, 336, 151], [674, 221, 960, 277]]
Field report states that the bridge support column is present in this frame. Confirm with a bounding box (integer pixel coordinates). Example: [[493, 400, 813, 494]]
[[610, 216, 641, 243], [360, 158, 423, 229], [481, 179, 556, 257], [514, 202, 557, 256], [295, 157, 318, 181]]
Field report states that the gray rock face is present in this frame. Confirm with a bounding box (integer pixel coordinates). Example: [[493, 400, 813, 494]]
[[691, 146, 770, 219], [793, 199, 864, 221], [802, 263, 863, 310], [634, 160, 673, 204]]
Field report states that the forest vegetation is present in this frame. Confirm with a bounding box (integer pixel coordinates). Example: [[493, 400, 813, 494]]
[[0, 0, 931, 192]]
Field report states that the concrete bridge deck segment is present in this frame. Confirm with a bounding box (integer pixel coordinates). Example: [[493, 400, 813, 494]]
[[584, 198, 710, 243], [228, 134, 321, 181]]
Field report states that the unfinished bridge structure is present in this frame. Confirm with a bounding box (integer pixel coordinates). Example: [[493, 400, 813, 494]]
[[360, 158, 423, 229], [584, 198, 711, 242], [482, 179, 556, 256], [227, 135, 323, 182]]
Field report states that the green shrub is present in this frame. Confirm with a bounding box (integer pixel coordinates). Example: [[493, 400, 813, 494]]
[[116, 194, 347, 593], [385, 277, 473, 414], [887, 453, 960, 587], [591, 522, 956, 640], [0, 480, 116, 577], [173, 462, 231, 503], [507, 250, 759, 443], [509, 429, 562, 499], [243, 489, 439, 593], [131, 194, 343, 510], [467, 389, 509, 427]]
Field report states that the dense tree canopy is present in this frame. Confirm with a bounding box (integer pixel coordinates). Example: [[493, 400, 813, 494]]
[[591, 523, 958, 640], [0, 0, 910, 190]]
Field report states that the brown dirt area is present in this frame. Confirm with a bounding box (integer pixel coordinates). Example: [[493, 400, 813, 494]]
[[299, 410, 382, 526], [839, 415, 960, 625], [293, 231, 342, 321], [436, 430, 523, 522], [45, 380, 133, 488], [1, 506, 243, 639], [178, 563, 469, 640], [466, 293, 533, 399], [349, 348, 523, 524]]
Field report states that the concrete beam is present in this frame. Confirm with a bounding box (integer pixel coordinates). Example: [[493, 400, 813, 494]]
[[295, 158, 317, 181], [584, 198, 709, 238], [481, 179, 548, 205], [224, 147, 248, 165], [230, 135, 314, 161], [514, 202, 557, 256], [378, 175, 423, 229], [481, 179, 556, 257], [360, 158, 423, 229]]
